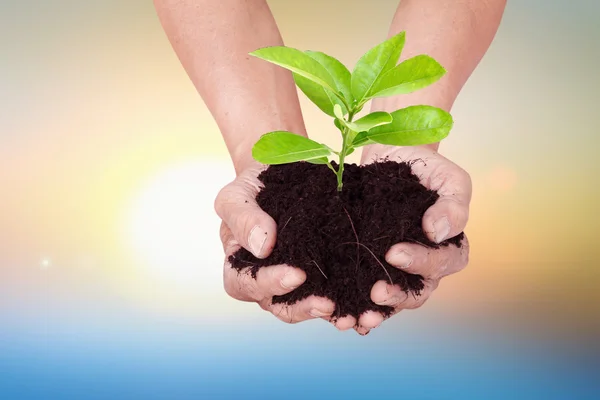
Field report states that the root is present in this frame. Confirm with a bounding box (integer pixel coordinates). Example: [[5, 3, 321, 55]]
[[341, 206, 360, 274], [280, 216, 293, 233], [372, 235, 390, 241], [339, 206, 399, 287], [341, 206, 359, 243], [341, 241, 394, 286], [311, 260, 328, 280]]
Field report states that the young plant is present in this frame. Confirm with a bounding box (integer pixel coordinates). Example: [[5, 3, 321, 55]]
[[250, 32, 453, 191]]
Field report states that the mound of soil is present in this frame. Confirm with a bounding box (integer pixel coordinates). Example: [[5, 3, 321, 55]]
[[229, 160, 463, 320]]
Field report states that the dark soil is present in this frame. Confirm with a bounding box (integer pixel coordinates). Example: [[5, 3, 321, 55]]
[[229, 160, 463, 320]]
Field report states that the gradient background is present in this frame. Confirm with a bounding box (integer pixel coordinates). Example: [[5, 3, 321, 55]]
[[1, 0, 599, 398]]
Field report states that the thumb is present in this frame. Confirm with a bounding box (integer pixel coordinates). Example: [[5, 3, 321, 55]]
[[214, 177, 277, 259], [422, 169, 471, 244]]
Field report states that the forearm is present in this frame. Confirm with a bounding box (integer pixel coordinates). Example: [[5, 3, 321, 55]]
[[365, 0, 506, 156], [154, 0, 306, 173]]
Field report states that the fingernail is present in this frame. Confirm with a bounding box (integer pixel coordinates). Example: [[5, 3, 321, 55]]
[[391, 250, 413, 268], [434, 216, 451, 243], [280, 271, 303, 289], [248, 225, 267, 258], [309, 309, 330, 318]]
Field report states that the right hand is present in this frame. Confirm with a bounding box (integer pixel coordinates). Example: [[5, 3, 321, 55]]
[[215, 162, 356, 330]]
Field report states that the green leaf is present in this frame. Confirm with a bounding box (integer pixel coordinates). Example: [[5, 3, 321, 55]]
[[307, 157, 330, 165], [345, 126, 359, 143], [333, 104, 359, 134], [288, 49, 351, 116], [293, 74, 346, 116], [333, 104, 345, 120], [335, 117, 359, 134], [334, 118, 344, 132], [305, 51, 353, 105], [351, 32, 406, 104], [250, 46, 339, 95], [351, 131, 375, 147], [352, 111, 393, 132], [252, 131, 331, 165], [369, 55, 446, 98], [334, 111, 392, 141], [364, 106, 453, 146]]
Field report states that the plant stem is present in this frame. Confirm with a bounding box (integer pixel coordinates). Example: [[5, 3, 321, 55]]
[[336, 133, 347, 192], [335, 110, 356, 192]]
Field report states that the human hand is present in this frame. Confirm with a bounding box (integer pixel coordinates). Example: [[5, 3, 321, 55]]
[[354, 144, 471, 335], [215, 162, 350, 326]]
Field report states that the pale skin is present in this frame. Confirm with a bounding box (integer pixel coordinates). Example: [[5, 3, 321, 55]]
[[154, 0, 507, 334]]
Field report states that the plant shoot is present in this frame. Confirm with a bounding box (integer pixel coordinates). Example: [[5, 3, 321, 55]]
[[250, 32, 453, 191]]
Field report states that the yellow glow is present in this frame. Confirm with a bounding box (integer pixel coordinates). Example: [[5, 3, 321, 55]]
[[122, 159, 234, 294], [485, 165, 518, 193], [40, 258, 51, 270]]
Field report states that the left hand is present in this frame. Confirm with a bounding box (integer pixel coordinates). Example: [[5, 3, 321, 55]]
[[354, 144, 472, 335]]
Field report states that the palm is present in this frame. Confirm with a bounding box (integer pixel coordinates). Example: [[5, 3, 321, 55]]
[[353, 145, 471, 334]]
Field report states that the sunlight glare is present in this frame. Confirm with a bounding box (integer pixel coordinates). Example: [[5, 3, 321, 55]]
[[123, 159, 234, 291]]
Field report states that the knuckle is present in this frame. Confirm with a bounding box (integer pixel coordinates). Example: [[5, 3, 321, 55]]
[[223, 271, 241, 300], [448, 160, 471, 187], [256, 267, 283, 294], [219, 222, 237, 254], [405, 293, 429, 309], [403, 280, 438, 309], [424, 163, 447, 192], [452, 202, 470, 227], [272, 304, 298, 324], [215, 181, 256, 222], [460, 167, 473, 190], [258, 298, 271, 312], [214, 183, 235, 218], [415, 248, 443, 278], [224, 268, 260, 302], [413, 297, 429, 309], [437, 175, 472, 203], [219, 221, 229, 243], [238, 270, 261, 300]]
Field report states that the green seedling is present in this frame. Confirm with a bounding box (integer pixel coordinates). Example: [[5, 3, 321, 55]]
[[250, 32, 453, 191]]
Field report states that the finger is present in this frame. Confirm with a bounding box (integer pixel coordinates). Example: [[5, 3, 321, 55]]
[[255, 264, 307, 297], [385, 236, 470, 279], [361, 146, 471, 245], [215, 172, 277, 259], [223, 262, 306, 302], [220, 221, 237, 254], [421, 167, 472, 244], [329, 315, 357, 331], [371, 279, 439, 310], [356, 310, 384, 333], [355, 325, 371, 336], [261, 295, 335, 324]]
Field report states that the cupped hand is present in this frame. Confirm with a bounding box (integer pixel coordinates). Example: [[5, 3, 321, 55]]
[[355, 145, 472, 335], [215, 162, 348, 326]]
